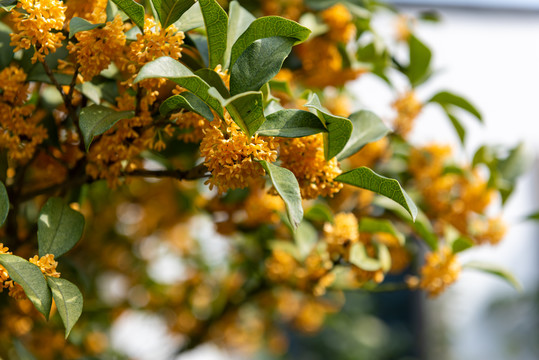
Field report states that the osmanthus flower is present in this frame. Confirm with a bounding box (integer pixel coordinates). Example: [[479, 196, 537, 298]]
[[200, 114, 278, 194], [321, 3, 356, 43], [408, 246, 461, 297], [471, 216, 507, 246], [243, 190, 285, 226], [295, 37, 364, 88], [0, 66, 48, 164], [0, 244, 12, 293], [9, 0, 67, 63], [348, 137, 390, 169], [260, 0, 304, 21], [171, 112, 210, 143], [392, 91, 423, 138], [121, 16, 184, 88], [67, 15, 126, 81], [279, 133, 343, 199], [323, 212, 359, 259], [408, 143, 453, 181], [64, 0, 107, 23]]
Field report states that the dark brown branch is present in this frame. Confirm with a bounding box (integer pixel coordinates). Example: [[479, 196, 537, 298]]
[[41, 60, 69, 104]]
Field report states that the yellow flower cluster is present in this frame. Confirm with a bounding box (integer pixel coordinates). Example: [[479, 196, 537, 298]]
[[261, 0, 304, 21], [265, 248, 335, 296], [279, 134, 343, 199], [348, 137, 390, 168], [295, 37, 364, 88], [0, 66, 48, 163], [68, 15, 126, 81], [10, 0, 67, 63], [65, 0, 108, 23], [409, 246, 460, 297], [29, 254, 61, 278], [392, 91, 422, 138], [200, 114, 278, 194], [171, 112, 210, 143], [123, 16, 184, 80], [0, 244, 12, 293], [323, 212, 359, 258], [409, 144, 505, 244], [321, 4, 355, 43], [244, 191, 285, 226]]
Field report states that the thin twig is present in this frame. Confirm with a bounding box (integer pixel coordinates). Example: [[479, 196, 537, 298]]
[[128, 163, 209, 181]]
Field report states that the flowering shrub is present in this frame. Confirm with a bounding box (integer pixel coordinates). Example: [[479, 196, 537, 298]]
[[0, 0, 528, 357]]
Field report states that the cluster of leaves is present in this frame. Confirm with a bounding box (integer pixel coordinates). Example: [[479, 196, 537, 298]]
[[0, 0, 530, 358]]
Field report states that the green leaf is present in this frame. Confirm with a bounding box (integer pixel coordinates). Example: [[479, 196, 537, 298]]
[[498, 142, 531, 183], [0, 254, 52, 319], [258, 160, 303, 230], [349, 243, 380, 271], [451, 236, 473, 254], [47, 277, 83, 338], [79, 105, 134, 151], [304, 203, 333, 223], [224, 0, 255, 69], [230, 36, 295, 96], [304, 94, 353, 160], [269, 79, 293, 96], [209, 89, 265, 137], [0, 181, 8, 226], [106, 0, 119, 22], [199, 0, 228, 68], [337, 110, 390, 160], [230, 16, 311, 68], [134, 56, 224, 118], [358, 217, 405, 246], [428, 91, 482, 122], [336, 167, 418, 221], [160, 92, 214, 121], [195, 68, 230, 98], [68, 17, 105, 38], [464, 261, 522, 292], [0, 22, 15, 69], [37, 197, 85, 258], [111, 0, 145, 30], [294, 221, 318, 260], [256, 109, 326, 137], [173, 2, 204, 32], [0, 0, 17, 11], [446, 111, 466, 145], [152, 0, 195, 28], [406, 34, 432, 87]]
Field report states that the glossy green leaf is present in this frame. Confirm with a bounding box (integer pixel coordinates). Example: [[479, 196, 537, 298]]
[[111, 0, 145, 30], [210, 89, 265, 137], [230, 16, 311, 67], [79, 105, 134, 151], [195, 68, 230, 98], [256, 109, 327, 137], [304, 94, 353, 160], [258, 160, 303, 230], [0, 22, 15, 69], [358, 217, 405, 246], [406, 34, 431, 87], [160, 92, 214, 121], [349, 243, 381, 271], [224, 0, 255, 69], [106, 0, 119, 22], [135, 57, 224, 117], [337, 110, 390, 160], [498, 142, 531, 183], [152, 0, 195, 28], [37, 197, 85, 258], [230, 36, 295, 96], [199, 0, 228, 68], [0, 254, 52, 319], [464, 261, 522, 291], [269, 79, 293, 96], [0, 0, 17, 11], [336, 167, 418, 221], [47, 277, 83, 338], [68, 17, 105, 38], [0, 181, 8, 226], [428, 91, 482, 122], [173, 2, 204, 32]]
